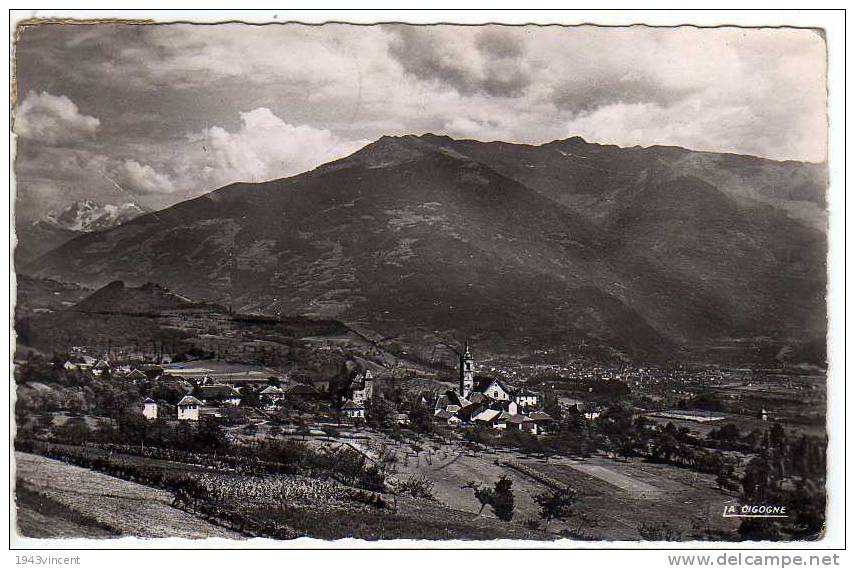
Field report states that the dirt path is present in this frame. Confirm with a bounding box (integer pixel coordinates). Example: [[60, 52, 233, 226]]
[[14, 452, 243, 540]]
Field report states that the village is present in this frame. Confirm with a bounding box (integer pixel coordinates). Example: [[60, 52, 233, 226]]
[[54, 342, 560, 435]]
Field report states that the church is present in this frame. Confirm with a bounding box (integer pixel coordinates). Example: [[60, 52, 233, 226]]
[[434, 343, 552, 434]]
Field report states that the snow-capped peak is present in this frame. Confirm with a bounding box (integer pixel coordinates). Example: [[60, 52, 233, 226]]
[[43, 200, 149, 232]]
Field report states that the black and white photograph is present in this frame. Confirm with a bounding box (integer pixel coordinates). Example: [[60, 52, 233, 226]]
[[7, 9, 845, 550]]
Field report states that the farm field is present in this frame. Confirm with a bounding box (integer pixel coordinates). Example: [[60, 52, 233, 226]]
[[386, 436, 741, 540], [163, 359, 278, 384], [14, 452, 243, 539], [16, 482, 118, 539], [523, 456, 742, 540], [15, 445, 549, 541], [230, 424, 743, 540]]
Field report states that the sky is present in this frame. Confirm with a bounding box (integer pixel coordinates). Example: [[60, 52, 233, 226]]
[[12, 22, 828, 221]]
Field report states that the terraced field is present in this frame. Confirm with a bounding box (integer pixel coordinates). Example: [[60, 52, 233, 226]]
[[14, 452, 243, 540]]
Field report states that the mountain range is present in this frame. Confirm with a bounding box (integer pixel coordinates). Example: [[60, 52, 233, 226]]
[[23, 135, 827, 365], [15, 200, 149, 265]]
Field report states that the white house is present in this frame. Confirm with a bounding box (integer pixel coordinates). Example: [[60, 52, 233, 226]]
[[514, 389, 539, 409], [260, 385, 286, 408], [177, 395, 202, 421], [142, 397, 158, 420], [472, 408, 502, 427], [475, 378, 512, 401]]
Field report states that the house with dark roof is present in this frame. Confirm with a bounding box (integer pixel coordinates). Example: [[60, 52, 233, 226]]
[[92, 359, 112, 376], [434, 409, 462, 426], [285, 383, 320, 399], [136, 364, 164, 379], [434, 390, 470, 415], [126, 369, 148, 382], [527, 411, 555, 434], [395, 413, 411, 425], [199, 384, 242, 407]]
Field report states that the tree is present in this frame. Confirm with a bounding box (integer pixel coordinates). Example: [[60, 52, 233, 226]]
[[196, 416, 227, 450], [55, 419, 92, 445], [408, 403, 434, 433], [534, 485, 577, 528], [36, 414, 55, 436], [541, 385, 563, 422], [462, 476, 516, 521], [714, 455, 740, 493], [769, 423, 788, 453], [17, 353, 55, 385], [652, 429, 678, 462], [116, 411, 148, 445], [710, 423, 741, 446], [366, 396, 396, 429], [491, 476, 515, 521], [241, 386, 261, 408], [689, 392, 724, 412], [597, 404, 633, 440], [741, 455, 773, 502]]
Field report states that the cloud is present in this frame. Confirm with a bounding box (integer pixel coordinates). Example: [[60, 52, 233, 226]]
[[387, 26, 532, 97], [12, 143, 174, 223], [564, 96, 826, 163], [109, 159, 176, 195], [12, 23, 828, 222], [443, 116, 514, 142], [475, 28, 524, 59], [14, 91, 100, 145], [191, 107, 367, 186], [548, 72, 695, 114]]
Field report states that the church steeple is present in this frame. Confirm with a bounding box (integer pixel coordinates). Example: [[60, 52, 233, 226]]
[[460, 342, 475, 397]]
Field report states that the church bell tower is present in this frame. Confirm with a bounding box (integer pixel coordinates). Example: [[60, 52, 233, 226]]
[[460, 342, 475, 398]]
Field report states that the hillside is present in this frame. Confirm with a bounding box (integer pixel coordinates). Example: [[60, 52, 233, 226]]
[[26, 135, 827, 365], [73, 280, 198, 314], [15, 221, 80, 266], [14, 274, 91, 315]]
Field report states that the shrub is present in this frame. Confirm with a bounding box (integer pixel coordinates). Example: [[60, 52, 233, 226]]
[[395, 475, 436, 501]]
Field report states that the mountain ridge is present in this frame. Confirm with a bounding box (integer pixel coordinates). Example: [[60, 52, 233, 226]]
[[25, 134, 827, 365]]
